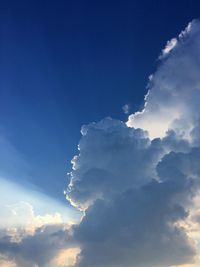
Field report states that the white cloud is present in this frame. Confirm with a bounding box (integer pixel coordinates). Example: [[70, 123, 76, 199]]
[[127, 20, 200, 140], [0, 201, 63, 237], [160, 38, 177, 58]]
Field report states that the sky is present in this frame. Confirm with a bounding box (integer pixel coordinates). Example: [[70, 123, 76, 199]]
[[2, 0, 200, 267]]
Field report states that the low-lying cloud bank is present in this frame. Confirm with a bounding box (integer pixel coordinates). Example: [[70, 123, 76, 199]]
[[2, 19, 200, 267]]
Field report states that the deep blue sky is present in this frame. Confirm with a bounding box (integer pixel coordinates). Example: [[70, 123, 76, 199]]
[[1, 0, 200, 202]]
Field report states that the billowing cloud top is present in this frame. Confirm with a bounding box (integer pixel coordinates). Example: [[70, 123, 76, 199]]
[[2, 19, 200, 267], [128, 20, 200, 140]]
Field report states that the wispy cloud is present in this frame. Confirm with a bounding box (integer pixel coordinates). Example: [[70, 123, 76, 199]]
[[122, 104, 130, 114]]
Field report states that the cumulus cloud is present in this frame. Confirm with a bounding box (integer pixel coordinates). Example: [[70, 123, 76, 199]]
[[0, 224, 71, 267], [128, 19, 200, 140], [67, 118, 198, 267], [0, 201, 63, 237], [67, 118, 162, 210], [0, 178, 80, 266], [0, 200, 80, 267], [64, 19, 200, 267]]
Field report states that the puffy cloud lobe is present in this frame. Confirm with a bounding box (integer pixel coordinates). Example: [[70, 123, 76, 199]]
[[157, 148, 200, 182], [0, 201, 63, 233], [127, 20, 200, 140], [67, 118, 164, 209], [67, 118, 198, 267]]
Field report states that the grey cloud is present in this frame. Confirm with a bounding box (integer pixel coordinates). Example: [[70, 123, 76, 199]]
[[0, 224, 73, 267], [66, 118, 197, 267], [157, 148, 200, 182], [67, 117, 164, 209]]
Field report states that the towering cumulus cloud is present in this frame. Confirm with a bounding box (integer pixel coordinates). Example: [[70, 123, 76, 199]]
[[65, 20, 200, 267]]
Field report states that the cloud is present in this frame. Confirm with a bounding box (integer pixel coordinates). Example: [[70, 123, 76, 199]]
[[66, 118, 162, 210], [122, 104, 130, 114], [0, 178, 81, 266], [0, 200, 80, 267], [127, 19, 200, 140], [0, 177, 80, 226], [0, 201, 63, 237], [52, 247, 81, 267], [160, 38, 178, 58], [67, 118, 198, 267], [64, 19, 200, 267], [0, 224, 71, 267], [0, 255, 17, 267]]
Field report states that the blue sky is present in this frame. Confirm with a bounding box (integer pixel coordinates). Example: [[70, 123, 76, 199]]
[[1, 0, 200, 201], [2, 1, 200, 267]]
